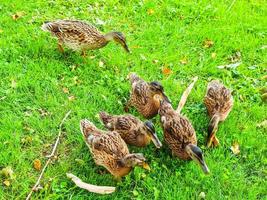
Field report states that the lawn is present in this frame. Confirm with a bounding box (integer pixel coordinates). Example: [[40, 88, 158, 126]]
[[0, 0, 266, 199]]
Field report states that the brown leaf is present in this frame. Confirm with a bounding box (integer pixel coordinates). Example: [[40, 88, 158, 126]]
[[147, 9, 155, 15], [33, 159, 41, 171], [62, 87, 69, 94], [203, 39, 214, 48], [162, 67, 172, 76], [180, 57, 188, 65], [3, 180, 10, 187], [12, 11, 25, 20], [230, 142, 240, 155]]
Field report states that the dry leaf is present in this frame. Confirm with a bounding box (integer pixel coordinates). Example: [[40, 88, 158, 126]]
[[99, 60, 104, 67], [203, 39, 214, 48], [0, 166, 14, 179], [68, 95, 75, 101], [12, 11, 25, 20], [257, 120, 267, 128], [180, 57, 188, 65], [3, 180, 10, 187], [217, 62, 241, 69], [33, 159, 41, 171], [162, 67, 172, 76], [230, 142, 240, 155], [11, 79, 17, 88], [62, 87, 69, 94], [147, 9, 155, 15], [211, 52, 216, 58]]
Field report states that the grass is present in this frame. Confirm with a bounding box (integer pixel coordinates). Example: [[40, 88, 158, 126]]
[[0, 0, 266, 199]]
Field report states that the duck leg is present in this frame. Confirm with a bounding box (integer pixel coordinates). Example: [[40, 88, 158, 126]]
[[124, 99, 132, 112], [57, 40, 64, 53]]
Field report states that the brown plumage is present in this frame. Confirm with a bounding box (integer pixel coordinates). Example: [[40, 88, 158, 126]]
[[125, 73, 171, 119], [41, 20, 129, 55], [204, 80, 234, 147], [158, 100, 209, 174], [99, 111, 162, 148], [80, 119, 149, 179]]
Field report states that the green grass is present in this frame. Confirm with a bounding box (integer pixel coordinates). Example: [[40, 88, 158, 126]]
[[0, 0, 267, 199]]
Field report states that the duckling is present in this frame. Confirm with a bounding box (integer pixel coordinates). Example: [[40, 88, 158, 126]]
[[204, 80, 234, 147], [158, 100, 209, 174], [99, 111, 162, 148], [80, 119, 150, 179], [125, 73, 171, 119], [41, 20, 129, 55]]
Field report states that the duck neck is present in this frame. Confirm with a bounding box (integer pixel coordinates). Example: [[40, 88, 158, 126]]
[[104, 32, 116, 41]]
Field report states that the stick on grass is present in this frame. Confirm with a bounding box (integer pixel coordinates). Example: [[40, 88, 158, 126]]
[[176, 77, 198, 114], [66, 173, 116, 194], [26, 110, 72, 200]]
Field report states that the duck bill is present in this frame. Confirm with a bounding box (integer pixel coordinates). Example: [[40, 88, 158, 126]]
[[150, 132, 162, 148], [194, 158, 210, 174], [122, 42, 130, 53], [142, 162, 151, 171]]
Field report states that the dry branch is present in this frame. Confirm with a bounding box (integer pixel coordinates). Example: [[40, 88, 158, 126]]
[[176, 77, 198, 114], [26, 110, 72, 200], [66, 173, 116, 194]]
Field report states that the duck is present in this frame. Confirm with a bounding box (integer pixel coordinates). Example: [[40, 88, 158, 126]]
[[158, 99, 209, 174], [204, 80, 234, 147], [80, 119, 150, 179], [125, 73, 171, 119], [99, 111, 162, 148], [41, 20, 129, 55]]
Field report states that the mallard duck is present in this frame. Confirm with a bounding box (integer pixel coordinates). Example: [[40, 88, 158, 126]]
[[41, 20, 129, 55], [99, 111, 162, 148], [125, 73, 171, 119], [80, 119, 150, 179], [158, 100, 209, 174], [204, 80, 234, 147]]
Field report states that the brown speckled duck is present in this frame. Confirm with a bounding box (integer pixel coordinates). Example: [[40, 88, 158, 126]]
[[158, 100, 209, 174], [99, 111, 162, 148], [204, 80, 234, 147], [80, 119, 150, 179], [41, 20, 129, 55], [125, 73, 171, 119]]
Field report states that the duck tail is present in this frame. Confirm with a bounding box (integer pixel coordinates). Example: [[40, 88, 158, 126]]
[[99, 112, 113, 129], [127, 73, 141, 84], [80, 119, 98, 138]]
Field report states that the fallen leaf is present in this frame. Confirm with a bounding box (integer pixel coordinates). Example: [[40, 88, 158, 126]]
[[68, 95, 75, 101], [257, 120, 267, 128], [217, 62, 242, 69], [12, 11, 25, 20], [199, 191, 206, 199], [230, 142, 240, 155], [99, 60, 104, 67], [203, 39, 214, 48], [33, 159, 41, 171], [62, 87, 69, 94], [180, 57, 188, 65], [147, 8, 155, 15], [11, 79, 17, 88], [162, 67, 172, 76], [0, 166, 14, 179], [211, 52, 216, 58], [3, 180, 10, 187], [38, 108, 50, 117]]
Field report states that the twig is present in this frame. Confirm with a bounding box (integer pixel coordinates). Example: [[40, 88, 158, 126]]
[[26, 110, 72, 200], [66, 173, 116, 194], [176, 77, 198, 114]]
